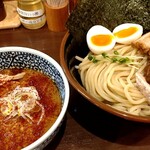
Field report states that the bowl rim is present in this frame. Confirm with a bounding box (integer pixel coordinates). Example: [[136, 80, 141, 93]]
[[0, 46, 70, 150], [60, 31, 150, 123]]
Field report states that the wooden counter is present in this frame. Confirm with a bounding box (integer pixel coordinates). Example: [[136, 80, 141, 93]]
[[0, 25, 150, 150]]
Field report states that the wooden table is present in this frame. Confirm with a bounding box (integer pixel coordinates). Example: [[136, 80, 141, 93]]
[[1, 25, 150, 150]]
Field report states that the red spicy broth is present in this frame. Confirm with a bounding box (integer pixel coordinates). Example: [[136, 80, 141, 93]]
[[0, 68, 62, 150]]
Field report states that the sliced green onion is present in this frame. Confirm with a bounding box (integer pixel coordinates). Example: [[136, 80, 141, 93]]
[[112, 57, 118, 62], [102, 52, 109, 58], [88, 54, 99, 63], [114, 50, 119, 55]]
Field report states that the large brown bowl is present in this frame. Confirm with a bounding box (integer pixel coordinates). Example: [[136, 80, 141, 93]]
[[60, 31, 150, 123]]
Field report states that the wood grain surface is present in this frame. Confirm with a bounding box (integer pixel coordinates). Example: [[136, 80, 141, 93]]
[[0, 25, 150, 150]]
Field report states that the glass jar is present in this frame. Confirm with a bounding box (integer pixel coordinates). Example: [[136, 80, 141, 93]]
[[17, 0, 46, 29]]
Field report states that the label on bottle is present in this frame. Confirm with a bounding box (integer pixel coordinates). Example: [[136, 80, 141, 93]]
[[19, 15, 46, 25], [17, 7, 44, 17]]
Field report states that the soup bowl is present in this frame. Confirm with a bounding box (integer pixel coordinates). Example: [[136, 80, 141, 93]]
[[0, 46, 70, 150], [60, 31, 150, 123]]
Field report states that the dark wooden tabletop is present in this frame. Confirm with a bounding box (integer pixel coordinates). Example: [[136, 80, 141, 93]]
[[1, 25, 150, 150]]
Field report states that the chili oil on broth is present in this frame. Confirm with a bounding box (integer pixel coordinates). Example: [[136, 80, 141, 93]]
[[0, 68, 62, 150]]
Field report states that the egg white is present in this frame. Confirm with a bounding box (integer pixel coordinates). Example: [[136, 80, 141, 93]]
[[113, 23, 143, 45], [86, 25, 116, 54]]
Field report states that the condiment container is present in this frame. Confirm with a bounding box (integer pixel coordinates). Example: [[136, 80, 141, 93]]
[[17, 0, 46, 29], [44, 0, 69, 32]]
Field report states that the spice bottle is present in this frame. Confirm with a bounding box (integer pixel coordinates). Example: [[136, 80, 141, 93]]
[[17, 0, 46, 29]]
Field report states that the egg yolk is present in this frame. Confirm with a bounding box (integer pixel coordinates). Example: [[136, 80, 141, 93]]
[[91, 34, 113, 46], [114, 27, 138, 38]]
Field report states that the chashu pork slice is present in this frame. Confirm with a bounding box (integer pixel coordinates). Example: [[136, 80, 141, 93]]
[[132, 32, 150, 55], [136, 72, 150, 103]]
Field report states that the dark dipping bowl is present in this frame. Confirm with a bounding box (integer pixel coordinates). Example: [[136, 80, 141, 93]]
[[60, 31, 150, 123]]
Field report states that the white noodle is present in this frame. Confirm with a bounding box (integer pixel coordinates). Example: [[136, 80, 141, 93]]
[[76, 44, 150, 116]]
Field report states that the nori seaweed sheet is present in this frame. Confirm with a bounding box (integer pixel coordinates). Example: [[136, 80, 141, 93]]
[[66, 0, 150, 43]]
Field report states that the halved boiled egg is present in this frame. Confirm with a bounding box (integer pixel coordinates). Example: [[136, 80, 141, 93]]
[[113, 23, 143, 45], [86, 25, 116, 54]]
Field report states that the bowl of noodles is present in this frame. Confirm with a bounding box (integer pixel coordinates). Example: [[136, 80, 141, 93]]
[[60, 30, 150, 123], [0, 46, 70, 150]]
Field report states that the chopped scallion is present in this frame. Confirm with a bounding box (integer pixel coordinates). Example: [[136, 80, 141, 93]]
[[102, 52, 109, 58], [114, 51, 119, 55], [88, 54, 99, 63]]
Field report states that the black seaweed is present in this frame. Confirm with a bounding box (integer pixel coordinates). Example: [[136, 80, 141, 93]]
[[66, 0, 150, 43]]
